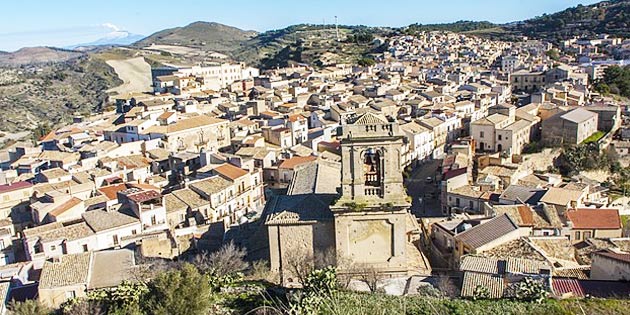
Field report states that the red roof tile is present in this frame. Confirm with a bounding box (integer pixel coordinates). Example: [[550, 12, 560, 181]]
[[97, 184, 127, 200], [214, 163, 248, 181], [127, 190, 161, 203], [566, 209, 621, 230], [595, 251, 630, 264], [278, 156, 317, 169], [517, 205, 534, 226], [0, 181, 33, 194]]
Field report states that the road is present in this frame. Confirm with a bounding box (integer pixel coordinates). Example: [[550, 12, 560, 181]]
[[405, 159, 446, 218]]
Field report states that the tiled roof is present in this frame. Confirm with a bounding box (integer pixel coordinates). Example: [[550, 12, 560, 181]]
[[214, 163, 248, 180], [48, 197, 82, 218], [190, 176, 232, 195], [530, 237, 578, 264], [171, 188, 208, 209], [82, 210, 139, 232], [499, 185, 545, 205], [264, 194, 336, 225], [594, 250, 630, 264], [88, 249, 135, 289], [566, 209, 621, 230], [164, 194, 188, 213], [0, 181, 32, 194], [145, 115, 226, 134], [455, 214, 519, 250], [278, 155, 317, 170], [24, 221, 94, 242], [553, 267, 590, 280], [127, 190, 161, 203], [540, 187, 584, 206], [39, 252, 91, 289], [97, 184, 128, 200], [460, 272, 505, 298], [287, 161, 341, 196], [481, 238, 547, 262], [460, 255, 549, 275]]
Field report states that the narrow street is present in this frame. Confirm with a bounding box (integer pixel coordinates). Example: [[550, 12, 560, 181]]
[[405, 159, 445, 218]]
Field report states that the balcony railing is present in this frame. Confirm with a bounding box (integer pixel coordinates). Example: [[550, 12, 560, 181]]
[[364, 187, 382, 197]]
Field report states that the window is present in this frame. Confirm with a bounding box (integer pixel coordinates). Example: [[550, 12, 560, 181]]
[[151, 215, 157, 225], [469, 201, 474, 209], [132, 229, 137, 235], [50, 245, 55, 251], [498, 135, 502, 141], [65, 291, 76, 299], [584, 231, 592, 239], [480, 131, 484, 138], [575, 231, 581, 240], [82, 244, 89, 252], [113, 235, 119, 246]]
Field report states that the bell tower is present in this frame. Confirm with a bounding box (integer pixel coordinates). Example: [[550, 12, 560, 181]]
[[332, 112, 413, 274], [335, 112, 409, 207]]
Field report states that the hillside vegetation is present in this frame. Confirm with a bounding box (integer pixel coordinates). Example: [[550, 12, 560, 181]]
[[506, 0, 630, 41], [0, 56, 121, 133]]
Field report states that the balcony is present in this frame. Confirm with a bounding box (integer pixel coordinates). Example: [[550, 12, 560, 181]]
[[364, 187, 382, 197]]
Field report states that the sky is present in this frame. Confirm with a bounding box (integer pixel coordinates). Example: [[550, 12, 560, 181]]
[[0, 0, 602, 52]]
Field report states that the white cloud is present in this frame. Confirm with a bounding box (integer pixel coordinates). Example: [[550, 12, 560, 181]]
[[101, 23, 121, 32]]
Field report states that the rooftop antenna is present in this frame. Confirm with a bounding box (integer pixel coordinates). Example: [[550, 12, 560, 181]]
[[335, 16, 339, 41]]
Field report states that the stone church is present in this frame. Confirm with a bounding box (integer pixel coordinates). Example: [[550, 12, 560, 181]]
[[265, 112, 430, 285]]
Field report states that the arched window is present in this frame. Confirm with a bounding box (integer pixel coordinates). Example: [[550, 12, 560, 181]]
[[364, 148, 381, 187]]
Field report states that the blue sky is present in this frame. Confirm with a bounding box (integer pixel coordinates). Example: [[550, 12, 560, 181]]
[[0, 0, 601, 51]]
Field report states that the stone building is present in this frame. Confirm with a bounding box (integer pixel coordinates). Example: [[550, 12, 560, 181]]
[[265, 112, 430, 285]]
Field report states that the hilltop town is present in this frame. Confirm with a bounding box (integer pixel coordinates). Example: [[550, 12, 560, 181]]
[[0, 11, 630, 315]]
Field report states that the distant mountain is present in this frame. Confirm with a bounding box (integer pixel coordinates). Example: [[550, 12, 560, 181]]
[[66, 31, 145, 49], [133, 21, 258, 53], [0, 47, 84, 67]]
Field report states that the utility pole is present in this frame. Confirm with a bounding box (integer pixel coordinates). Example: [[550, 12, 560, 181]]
[[335, 16, 339, 42]]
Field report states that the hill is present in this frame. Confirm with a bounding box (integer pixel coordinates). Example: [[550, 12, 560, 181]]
[[507, 0, 630, 41], [0, 47, 84, 67], [234, 24, 392, 68], [134, 21, 258, 54], [0, 56, 121, 135]]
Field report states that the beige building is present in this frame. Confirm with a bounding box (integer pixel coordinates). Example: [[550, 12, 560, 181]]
[[143, 115, 231, 152], [38, 249, 136, 308], [541, 108, 598, 146], [565, 208, 622, 243], [590, 251, 630, 281]]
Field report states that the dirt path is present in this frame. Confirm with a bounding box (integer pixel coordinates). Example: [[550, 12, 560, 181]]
[[106, 57, 152, 95], [520, 148, 561, 172]]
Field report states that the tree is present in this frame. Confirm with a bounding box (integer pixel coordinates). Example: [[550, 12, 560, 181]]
[[143, 263, 213, 315], [192, 241, 248, 277], [8, 300, 52, 315], [357, 57, 376, 67], [356, 264, 382, 293], [545, 49, 560, 61], [283, 248, 315, 286]]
